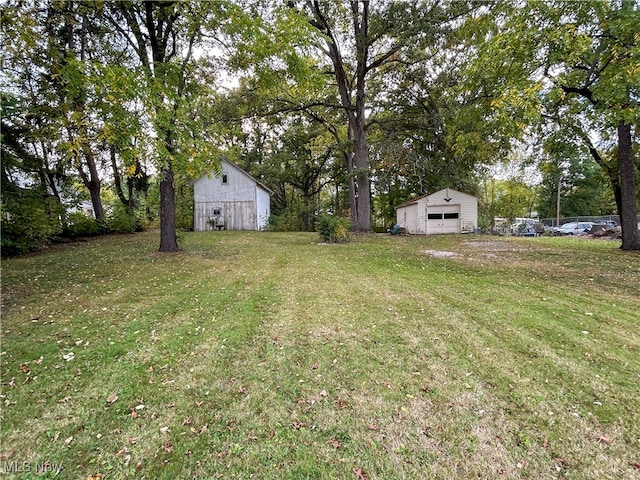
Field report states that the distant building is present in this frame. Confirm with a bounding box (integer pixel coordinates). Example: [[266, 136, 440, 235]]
[[395, 188, 478, 234], [191, 158, 271, 231]]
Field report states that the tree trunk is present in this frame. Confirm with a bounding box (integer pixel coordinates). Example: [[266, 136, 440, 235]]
[[158, 166, 179, 252], [111, 146, 133, 211], [617, 122, 639, 250], [76, 143, 104, 221], [344, 150, 357, 224], [87, 179, 104, 221], [352, 122, 371, 231]]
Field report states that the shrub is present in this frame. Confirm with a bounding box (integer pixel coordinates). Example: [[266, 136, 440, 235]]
[[316, 214, 352, 243], [268, 210, 303, 232], [1, 197, 61, 255], [108, 206, 138, 234], [64, 212, 102, 237]]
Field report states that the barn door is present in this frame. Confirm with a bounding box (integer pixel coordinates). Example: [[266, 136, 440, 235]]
[[194, 202, 224, 231]]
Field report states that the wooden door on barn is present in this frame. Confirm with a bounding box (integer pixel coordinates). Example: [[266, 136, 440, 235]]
[[425, 204, 461, 234], [225, 201, 256, 230], [194, 202, 225, 231]]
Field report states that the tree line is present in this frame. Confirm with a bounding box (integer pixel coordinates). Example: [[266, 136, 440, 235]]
[[2, 0, 638, 254]]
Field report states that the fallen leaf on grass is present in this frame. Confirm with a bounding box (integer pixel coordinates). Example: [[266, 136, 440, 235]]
[[327, 439, 340, 449], [598, 435, 611, 444], [0, 449, 16, 461], [64, 436, 73, 446], [354, 467, 368, 479], [106, 394, 118, 404], [630, 463, 640, 471]]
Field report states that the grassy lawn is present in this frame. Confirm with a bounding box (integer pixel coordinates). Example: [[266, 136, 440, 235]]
[[1, 231, 639, 479]]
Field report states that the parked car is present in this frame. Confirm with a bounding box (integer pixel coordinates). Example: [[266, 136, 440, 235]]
[[555, 221, 595, 235], [598, 220, 618, 229]]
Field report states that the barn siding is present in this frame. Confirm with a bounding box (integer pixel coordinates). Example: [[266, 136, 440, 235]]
[[256, 188, 270, 230]]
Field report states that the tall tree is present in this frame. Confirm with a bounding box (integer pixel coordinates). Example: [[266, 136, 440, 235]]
[[473, 0, 640, 249], [284, 1, 470, 231], [2, 0, 108, 221], [105, 1, 229, 251]]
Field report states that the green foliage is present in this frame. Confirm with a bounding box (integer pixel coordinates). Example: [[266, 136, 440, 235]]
[[63, 212, 102, 237], [175, 181, 194, 231], [107, 206, 138, 234], [267, 205, 308, 232], [0, 194, 61, 256], [315, 214, 351, 243]]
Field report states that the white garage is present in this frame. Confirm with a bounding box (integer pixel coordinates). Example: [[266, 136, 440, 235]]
[[395, 188, 478, 235]]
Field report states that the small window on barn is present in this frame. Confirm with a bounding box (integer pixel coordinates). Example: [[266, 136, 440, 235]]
[[443, 212, 459, 219], [221, 173, 228, 184], [428, 213, 443, 220], [213, 208, 221, 215]]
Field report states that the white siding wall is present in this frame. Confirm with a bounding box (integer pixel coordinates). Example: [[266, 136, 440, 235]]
[[256, 187, 271, 230], [193, 160, 257, 204], [396, 203, 420, 234]]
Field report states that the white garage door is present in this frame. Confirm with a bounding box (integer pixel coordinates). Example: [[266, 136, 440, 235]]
[[425, 204, 460, 234]]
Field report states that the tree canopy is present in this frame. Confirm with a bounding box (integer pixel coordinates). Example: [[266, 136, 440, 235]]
[[1, 0, 638, 253]]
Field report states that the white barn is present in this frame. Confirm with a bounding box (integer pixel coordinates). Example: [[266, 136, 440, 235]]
[[395, 188, 478, 235], [192, 158, 272, 231]]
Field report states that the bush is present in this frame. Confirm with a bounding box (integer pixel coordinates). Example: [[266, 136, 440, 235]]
[[108, 206, 138, 234], [268, 210, 303, 232], [316, 214, 352, 243], [1, 197, 61, 255], [64, 212, 102, 237]]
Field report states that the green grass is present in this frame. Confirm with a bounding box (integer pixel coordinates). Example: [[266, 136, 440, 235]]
[[1, 231, 639, 479]]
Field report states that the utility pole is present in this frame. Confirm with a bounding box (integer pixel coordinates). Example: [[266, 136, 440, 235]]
[[556, 176, 561, 227]]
